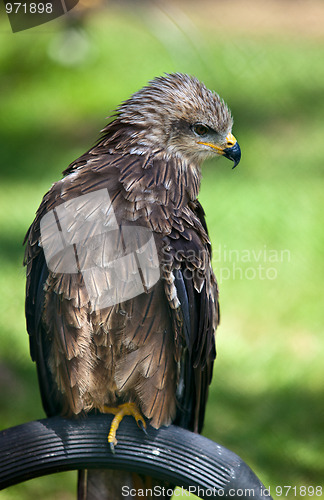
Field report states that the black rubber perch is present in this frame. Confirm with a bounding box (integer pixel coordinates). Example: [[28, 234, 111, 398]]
[[0, 415, 272, 499]]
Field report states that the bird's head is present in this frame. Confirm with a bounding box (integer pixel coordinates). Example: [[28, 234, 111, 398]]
[[116, 73, 241, 168]]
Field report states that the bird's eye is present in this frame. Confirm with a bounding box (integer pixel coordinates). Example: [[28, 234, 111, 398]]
[[192, 123, 209, 136]]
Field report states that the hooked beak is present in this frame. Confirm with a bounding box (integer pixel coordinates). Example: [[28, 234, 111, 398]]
[[198, 132, 241, 169], [223, 140, 241, 169]]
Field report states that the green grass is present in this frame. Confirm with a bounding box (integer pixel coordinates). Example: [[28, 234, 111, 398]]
[[0, 3, 323, 499]]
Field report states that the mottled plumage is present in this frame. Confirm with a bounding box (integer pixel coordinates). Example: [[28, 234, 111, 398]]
[[24, 73, 240, 499]]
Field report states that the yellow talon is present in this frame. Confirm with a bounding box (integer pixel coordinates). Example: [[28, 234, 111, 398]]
[[103, 402, 147, 452]]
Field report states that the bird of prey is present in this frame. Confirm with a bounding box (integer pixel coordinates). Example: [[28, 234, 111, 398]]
[[24, 73, 241, 499]]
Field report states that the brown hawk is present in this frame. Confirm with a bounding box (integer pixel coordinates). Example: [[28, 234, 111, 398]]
[[24, 73, 241, 499]]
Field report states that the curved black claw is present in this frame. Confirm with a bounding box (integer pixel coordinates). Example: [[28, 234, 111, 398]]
[[109, 442, 116, 454], [138, 420, 148, 436]]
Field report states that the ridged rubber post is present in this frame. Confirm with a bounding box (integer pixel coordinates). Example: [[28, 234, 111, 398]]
[[0, 415, 272, 499]]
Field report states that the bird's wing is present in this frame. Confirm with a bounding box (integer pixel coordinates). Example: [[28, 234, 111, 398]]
[[24, 150, 218, 431], [24, 151, 178, 419], [24, 175, 96, 416], [163, 199, 219, 433]]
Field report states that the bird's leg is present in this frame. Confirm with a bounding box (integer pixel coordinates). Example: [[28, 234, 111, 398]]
[[103, 402, 147, 453]]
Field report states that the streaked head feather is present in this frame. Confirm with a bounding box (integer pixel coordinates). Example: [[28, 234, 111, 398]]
[[111, 73, 234, 163]]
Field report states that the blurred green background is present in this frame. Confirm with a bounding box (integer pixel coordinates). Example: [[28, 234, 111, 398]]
[[0, 1, 323, 498]]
